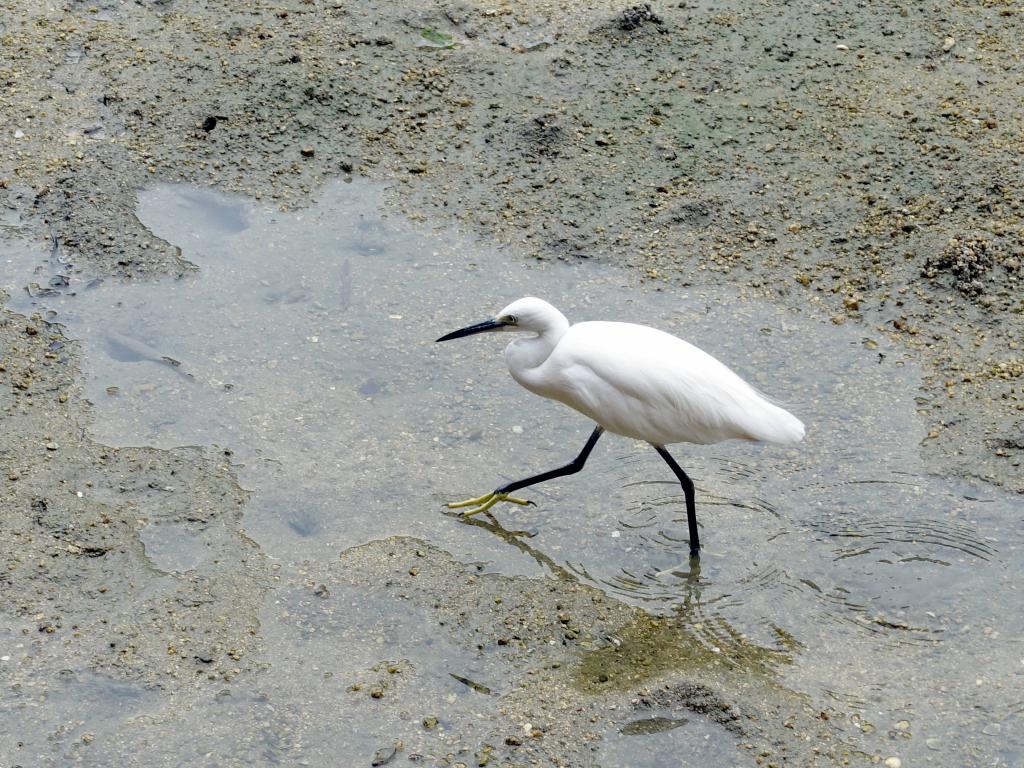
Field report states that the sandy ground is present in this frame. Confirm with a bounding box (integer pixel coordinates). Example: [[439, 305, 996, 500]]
[[1, 0, 1022, 765]]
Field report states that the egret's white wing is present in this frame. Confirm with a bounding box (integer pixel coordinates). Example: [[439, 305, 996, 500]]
[[545, 322, 803, 445]]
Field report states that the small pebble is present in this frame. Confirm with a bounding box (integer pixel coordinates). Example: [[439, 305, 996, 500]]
[[884, 758, 901, 768], [370, 743, 398, 766], [942, 36, 956, 52], [982, 723, 1002, 736]]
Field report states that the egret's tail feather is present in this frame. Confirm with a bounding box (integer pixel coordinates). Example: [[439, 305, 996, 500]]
[[753, 403, 805, 445]]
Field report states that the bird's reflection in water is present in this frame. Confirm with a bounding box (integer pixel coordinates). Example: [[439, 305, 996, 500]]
[[455, 510, 795, 677], [449, 509, 575, 582]]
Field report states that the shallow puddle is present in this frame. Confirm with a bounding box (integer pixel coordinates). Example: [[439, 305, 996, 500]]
[[0, 668, 160, 765], [139, 522, 209, 574], [4, 179, 1022, 766]]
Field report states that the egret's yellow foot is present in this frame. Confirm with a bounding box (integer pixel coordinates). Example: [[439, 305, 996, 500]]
[[447, 491, 532, 517]]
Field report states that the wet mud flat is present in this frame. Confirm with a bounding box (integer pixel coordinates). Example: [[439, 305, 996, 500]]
[[1, 0, 1023, 766], [3, 180, 1021, 767]]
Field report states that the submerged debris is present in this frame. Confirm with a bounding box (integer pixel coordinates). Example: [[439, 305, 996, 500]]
[[418, 28, 455, 48], [619, 716, 688, 736], [449, 672, 492, 694]]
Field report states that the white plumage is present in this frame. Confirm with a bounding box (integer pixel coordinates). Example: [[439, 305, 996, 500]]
[[437, 296, 805, 556], [507, 315, 804, 446]]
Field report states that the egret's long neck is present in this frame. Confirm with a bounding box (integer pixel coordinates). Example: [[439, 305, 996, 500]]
[[504, 313, 569, 373]]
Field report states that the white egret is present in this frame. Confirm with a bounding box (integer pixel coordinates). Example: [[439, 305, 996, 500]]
[[436, 297, 804, 556]]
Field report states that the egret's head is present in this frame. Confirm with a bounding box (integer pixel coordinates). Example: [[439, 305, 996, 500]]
[[436, 297, 566, 342], [495, 297, 563, 334]]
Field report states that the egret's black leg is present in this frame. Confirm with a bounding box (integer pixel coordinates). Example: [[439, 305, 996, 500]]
[[652, 445, 701, 557], [497, 425, 605, 494]]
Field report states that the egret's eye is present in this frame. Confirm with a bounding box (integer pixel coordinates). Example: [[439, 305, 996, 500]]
[[504, 314, 518, 325]]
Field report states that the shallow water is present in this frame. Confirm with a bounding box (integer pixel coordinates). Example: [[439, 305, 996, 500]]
[[4, 180, 1022, 765], [0, 653, 161, 766]]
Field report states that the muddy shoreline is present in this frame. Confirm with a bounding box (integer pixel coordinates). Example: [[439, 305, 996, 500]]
[[2, 0, 1021, 765]]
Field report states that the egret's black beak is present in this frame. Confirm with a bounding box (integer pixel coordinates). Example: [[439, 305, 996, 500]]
[[436, 318, 505, 342]]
